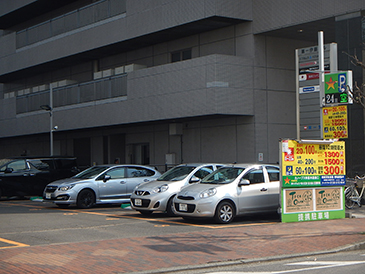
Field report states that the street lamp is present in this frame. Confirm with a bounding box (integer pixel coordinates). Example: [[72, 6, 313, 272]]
[[40, 85, 54, 156], [40, 104, 53, 156]]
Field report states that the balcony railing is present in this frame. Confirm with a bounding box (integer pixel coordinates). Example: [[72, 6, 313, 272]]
[[16, 0, 126, 48], [16, 74, 127, 114]]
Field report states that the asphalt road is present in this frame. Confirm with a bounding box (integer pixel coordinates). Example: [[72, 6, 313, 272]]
[[174, 250, 365, 274], [0, 197, 280, 248]]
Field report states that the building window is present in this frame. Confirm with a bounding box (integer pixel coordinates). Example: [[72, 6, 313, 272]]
[[171, 49, 192, 63]]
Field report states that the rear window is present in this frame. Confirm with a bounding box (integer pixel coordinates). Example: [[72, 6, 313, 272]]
[[127, 167, 155, 177]]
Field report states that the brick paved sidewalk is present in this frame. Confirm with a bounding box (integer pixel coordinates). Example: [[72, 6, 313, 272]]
[[1, 218, 365, 274]]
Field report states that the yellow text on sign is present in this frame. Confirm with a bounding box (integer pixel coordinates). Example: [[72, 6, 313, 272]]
[[322, 105, 348, 139]]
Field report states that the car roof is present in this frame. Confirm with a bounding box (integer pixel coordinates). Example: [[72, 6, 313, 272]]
[[175, 163, 225, 167], [222, 163, 279, 168], [6, 156, 76, 160], [90, 164, 158, 169]]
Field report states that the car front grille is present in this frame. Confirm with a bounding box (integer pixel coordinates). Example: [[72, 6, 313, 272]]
[[174, 203, 196, 213], [177, 195, 195, 200], [134, 190, 150, 196], [45, 186, 58, 193], [131, 198, 151, 207]]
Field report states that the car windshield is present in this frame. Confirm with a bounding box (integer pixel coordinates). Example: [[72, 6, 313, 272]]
[[74, 166, 110, 179], [201, 167, 245, 184], [157, 166, 196, 181]]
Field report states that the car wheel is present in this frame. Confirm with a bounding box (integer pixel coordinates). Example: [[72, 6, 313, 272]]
[[138, 210, 153, 216], [56, 204, 70, 209], [166, 196, 176, 216], [214, 201, 235, 224], [76, 189, 95, 209]]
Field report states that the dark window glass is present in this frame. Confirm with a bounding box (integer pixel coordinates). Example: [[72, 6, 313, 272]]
[[29, 159, 51, 171], [106, 168, 126, 179], [182, 49, 192, 60], [194, 166, 214, 179], [267, 167, 280, 182], [242, 168, 264, 184], [127, 167, 154, 177], [171, 52, 181, 63]]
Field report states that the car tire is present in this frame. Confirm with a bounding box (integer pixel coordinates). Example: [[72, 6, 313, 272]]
[[214, 201, 235, 224], [138, 210, 153, 216], [166, 196, 176, 217], [76, 189, 95, 209], [56, 204, 70, 209]]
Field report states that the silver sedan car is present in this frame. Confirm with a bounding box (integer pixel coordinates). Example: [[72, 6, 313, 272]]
[[130, 163, 224, 216], [173, 164, 280, 224], [43, 164, 161, 208]]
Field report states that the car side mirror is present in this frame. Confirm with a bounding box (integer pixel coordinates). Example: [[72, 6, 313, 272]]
[[238, 179, 250, 186], [4, 168, 14, 173], [189, 176, 201, 184], [103, 175, 111, 182]]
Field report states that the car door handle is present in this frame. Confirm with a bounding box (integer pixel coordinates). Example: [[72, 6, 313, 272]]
[[143, 179, 149, 182], [120, 181, 126, 184], [260, 188, 268, 192]]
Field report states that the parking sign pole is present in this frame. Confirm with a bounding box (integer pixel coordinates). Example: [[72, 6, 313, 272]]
[[318, 31, 325, 139], [50, 85, 53, 156]]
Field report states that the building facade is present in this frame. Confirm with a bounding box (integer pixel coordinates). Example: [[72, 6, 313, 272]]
[[0, 0, 364, 172]]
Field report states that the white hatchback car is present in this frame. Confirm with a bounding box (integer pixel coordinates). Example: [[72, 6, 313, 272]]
[[173, 164, 280, 223], [43, 164, 161, 208], [130, 163, 224, 216]]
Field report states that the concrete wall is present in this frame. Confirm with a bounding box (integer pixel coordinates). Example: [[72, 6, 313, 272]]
[[252, 0, 365, 33]]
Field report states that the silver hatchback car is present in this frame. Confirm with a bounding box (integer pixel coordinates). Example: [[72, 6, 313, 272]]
[[173, 164, 280, 223], [43, 164, 161, 208], [130, 163, 224, 216]]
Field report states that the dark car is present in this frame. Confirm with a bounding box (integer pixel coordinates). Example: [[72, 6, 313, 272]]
[[0, 156, 79, 198]]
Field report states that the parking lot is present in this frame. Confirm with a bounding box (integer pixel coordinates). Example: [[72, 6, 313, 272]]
[[0, 198, 280, 249], [2, 197, 365, 274]]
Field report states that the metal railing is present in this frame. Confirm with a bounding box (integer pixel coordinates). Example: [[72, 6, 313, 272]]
[[16, 0, 126, 48], [16, 74, 127, 114]]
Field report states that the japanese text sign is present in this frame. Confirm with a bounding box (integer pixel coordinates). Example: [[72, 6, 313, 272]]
[[280, 139, 346, 223], [322, 105, 348, 139]]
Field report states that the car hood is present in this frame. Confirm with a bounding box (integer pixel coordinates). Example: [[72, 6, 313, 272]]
[[47, 177, 86, 186], [135, 179, 183, 190], [178, 183, 218, 198]]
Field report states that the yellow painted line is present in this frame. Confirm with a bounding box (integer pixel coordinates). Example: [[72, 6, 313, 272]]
[[2, 201, 278, 228], [106, 214, 277, 229], [0, 237, 29, 249]]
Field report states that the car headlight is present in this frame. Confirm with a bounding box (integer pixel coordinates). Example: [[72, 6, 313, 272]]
[[199, 188, 217, 198], [58, 185, 75, 191], [152, 184, 169, 193]]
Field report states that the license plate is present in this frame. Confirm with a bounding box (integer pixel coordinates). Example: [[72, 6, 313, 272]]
[[179, 203, 188, 212], [46, 193, 51, 199], [135, 199, 142, 206]]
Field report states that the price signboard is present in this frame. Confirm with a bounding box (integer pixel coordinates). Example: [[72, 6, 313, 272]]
[[322, 105, 348, 139], [280, 139, 345, 223]]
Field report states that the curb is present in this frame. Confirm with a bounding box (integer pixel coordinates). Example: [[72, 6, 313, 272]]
[[129, 240, 365, 274]]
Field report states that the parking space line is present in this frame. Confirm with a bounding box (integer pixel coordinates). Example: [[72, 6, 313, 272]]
[[2, 201, 278, 228], [0, 237, 29, 249], [107, 214, 278, 229]]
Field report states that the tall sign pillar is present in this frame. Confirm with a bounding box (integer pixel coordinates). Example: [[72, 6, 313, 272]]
[[295, 40, 337, 139]]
